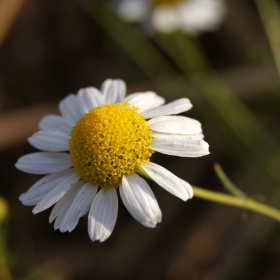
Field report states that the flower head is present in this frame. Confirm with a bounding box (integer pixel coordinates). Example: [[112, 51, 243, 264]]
[[115, 0, 226, 35], [16, 79, 209, 242]]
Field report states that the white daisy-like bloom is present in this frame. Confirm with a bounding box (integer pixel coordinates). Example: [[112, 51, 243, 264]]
[[16, 79, 209, 242], [115, 0, 226, 35]]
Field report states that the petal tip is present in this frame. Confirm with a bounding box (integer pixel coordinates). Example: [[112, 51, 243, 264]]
[[18, 194, 25, 202], [14, 162, 20, 170]]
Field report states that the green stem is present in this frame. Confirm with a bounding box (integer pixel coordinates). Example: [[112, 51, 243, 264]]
[[138, 167, 280, 223], [255, 0, 280, 75], [136, 166, 151, 180], [214, 163, 247, 198], [193, 186, 280, 222]]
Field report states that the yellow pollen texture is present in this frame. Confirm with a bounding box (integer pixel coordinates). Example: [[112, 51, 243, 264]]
[[69, 102, 153, 188]]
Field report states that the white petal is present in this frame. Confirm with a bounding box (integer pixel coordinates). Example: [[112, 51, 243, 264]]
[[28, 131, 69, 152], [15, 152, 72, 174], [120, 173, 162, 228], [149, 116, 202, 135], [19, 168, 77, 206], [77, 87, 104, 111], [142, 98, 192, 119], [88, 187, 118, 242], [152, 131, 204, 140], [124, 92, 165, 113], [74, 94, 93, 118], [32, 172, 79, 214], [151, 134, 209, 157], [39, 115, 74, 135], [152, 5, 180, 33], [51, 181, 98, 232], [100, 79, 126, 104], [59, 94, 82, 123], [50, 180, 83, 223], [141, 162, 193, 200], [178, 0, 226, 34], [115, 0, 149, 22]]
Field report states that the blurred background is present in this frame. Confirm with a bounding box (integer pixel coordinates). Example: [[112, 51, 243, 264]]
[[0, 0, 280, 279]]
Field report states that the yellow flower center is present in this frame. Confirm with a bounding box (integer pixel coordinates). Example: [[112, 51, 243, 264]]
[[69, 102, 153, 188], [152, 0, 183, 6]]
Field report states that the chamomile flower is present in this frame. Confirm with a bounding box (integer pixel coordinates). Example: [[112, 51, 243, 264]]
[[16, 79, 209, 242], [115, 0, 226, 34]]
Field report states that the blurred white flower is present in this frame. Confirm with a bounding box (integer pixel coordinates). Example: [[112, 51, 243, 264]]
[[114, 0, 226, 34], [16, 79, 209, 242]]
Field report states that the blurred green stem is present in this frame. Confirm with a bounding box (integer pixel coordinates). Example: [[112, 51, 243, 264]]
[[255, 0, 280, 75], [80, 0, 192, 98], [155, 32, 280, 182], [155, 32, 268, 149], [193, 186, 280, 222]]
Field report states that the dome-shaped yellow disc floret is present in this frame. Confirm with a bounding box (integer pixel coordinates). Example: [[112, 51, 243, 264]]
[[69, 102, 153, 187]]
